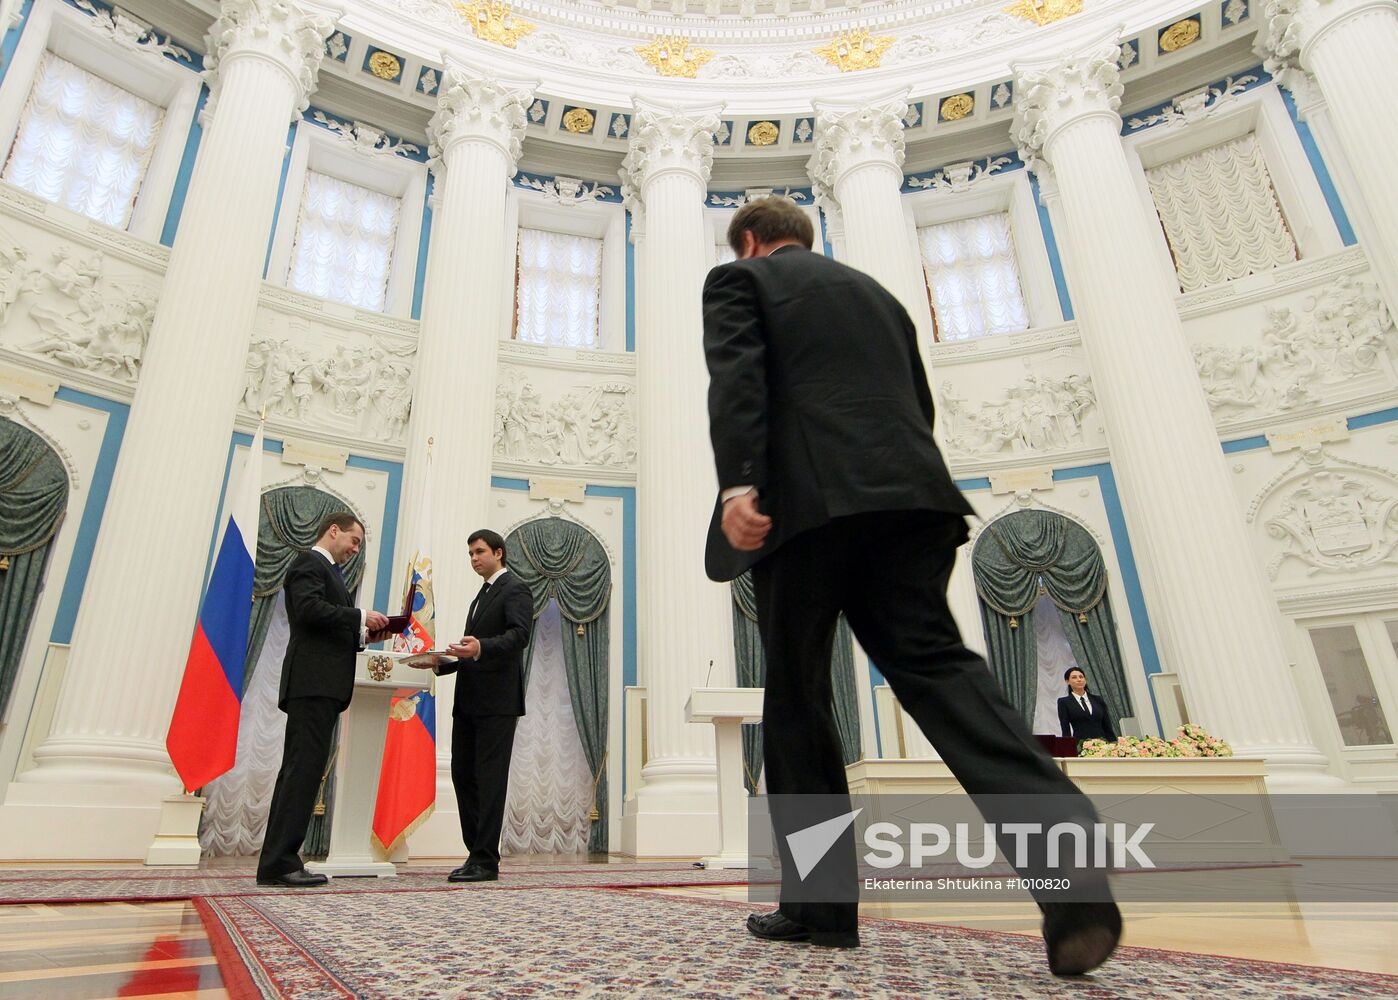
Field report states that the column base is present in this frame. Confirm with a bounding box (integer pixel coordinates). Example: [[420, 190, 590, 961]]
[[1243, 746, 1349, 793], [0, 782, 166, 861], [143, 793, 206, 866], [618, 767, 721, 859]]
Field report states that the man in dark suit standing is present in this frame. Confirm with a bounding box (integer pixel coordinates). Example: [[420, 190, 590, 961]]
[[425, 529, 532, 883], [1058, 667, 1117, 742], [257, 512, 391, 887], [703, 197, 1121, 975]]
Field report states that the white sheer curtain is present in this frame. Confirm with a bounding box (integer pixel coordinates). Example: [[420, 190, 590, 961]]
[[201, 592, 292, 857], [514, 228, 603, 349], [501, 602, 594, 856], [1031, 591, 1082, 736], [287, 171, 401, 311], [2, 52, 163, 229], [1146, 133, 1298, 293], [918, 212, 1030, 342]]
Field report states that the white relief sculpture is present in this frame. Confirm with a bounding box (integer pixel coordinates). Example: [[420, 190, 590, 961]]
[[74, 0, 194, 62], [494, 368, 636, 469], [707, 187, 807, 208], [0, 245, 157, 381], [1223, 0, 1249, 27], [905, 156, 1015, 193], [1126, 77, 1258, 131], [938, 373, 1096, 456], [1193, 276, 1395, 419], [241, 331, 416, 441], [1256, 460, 1398, 578], [310, 112, 422, 158], [517, 175, 616, 204]]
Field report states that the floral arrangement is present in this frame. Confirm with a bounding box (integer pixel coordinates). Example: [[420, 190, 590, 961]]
[[1079, 724, 1233, 759]]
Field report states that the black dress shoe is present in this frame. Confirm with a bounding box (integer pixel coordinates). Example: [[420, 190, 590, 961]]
[[1042, 901, 1122, 976], [448, 863, 498, 883], [256, 868, 329, 888], [746, 911, 859, 949]]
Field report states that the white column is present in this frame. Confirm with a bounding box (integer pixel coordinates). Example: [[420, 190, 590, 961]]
[[1260, 0, 1398, 313], [807, 94, 932, 351], [0, 0, 344, 858], [397, 61, 535, 858], [619, 100, 734, 857], [1012, 36, 1337, 790]]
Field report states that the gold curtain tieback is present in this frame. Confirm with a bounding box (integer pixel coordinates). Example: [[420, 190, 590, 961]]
[[1008, 616, 1018, 630], [0, 554, 9, 572], [576, 622, 585, 637], [1078, 612, 1088, 624]]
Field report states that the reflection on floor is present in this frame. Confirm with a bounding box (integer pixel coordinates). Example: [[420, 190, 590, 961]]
[[1, 854, 1394, 998]]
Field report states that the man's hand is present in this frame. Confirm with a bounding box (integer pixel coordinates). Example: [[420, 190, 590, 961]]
[[367, 627, 394, 644], [365, 610, 390, 631], [721, 491, 772, 551], [448, 636, 481, 660]]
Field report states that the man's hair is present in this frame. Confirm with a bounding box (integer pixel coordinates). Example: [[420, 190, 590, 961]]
[[316, 511, 363, 539], [468, 528, 507, 563], [727, 196, 815, 255]]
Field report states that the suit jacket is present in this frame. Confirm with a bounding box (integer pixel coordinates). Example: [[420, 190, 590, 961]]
[[1057, 692, 1117, 742], [278, 550, 363, 711], [436, 568, 533, 718], [702, 246, 973, 582]]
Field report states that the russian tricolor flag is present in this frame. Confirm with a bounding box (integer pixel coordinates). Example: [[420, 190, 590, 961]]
[[166, 423, 264, 793]]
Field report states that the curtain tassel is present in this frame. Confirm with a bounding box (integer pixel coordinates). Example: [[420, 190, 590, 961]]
[[576, 622, 585, 637], [1008, 616, 1018, 630], [0, 555, 9, 572], [313, 744, 340, 817], [588, 750, 609, 823], [1078, 612, 1088, 624]]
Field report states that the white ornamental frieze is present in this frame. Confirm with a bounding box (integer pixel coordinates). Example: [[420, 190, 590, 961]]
[[1193, 276, 1395, 420], [0, 242, 157, 382], [937, 371, 1097, 456], [494, 366, 635, 470]]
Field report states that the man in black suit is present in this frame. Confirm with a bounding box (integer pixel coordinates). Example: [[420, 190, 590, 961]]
[[703, 197, 1121, 974], [421, 528, 532, 883], [1058, 668, 1117, 742], [257, 512, 391, 887]]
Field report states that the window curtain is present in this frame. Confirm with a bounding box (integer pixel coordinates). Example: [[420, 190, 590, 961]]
[[287, 171, 401, 312], [505, 518, 612, 852], [0, 418, 69, 720], [203, 487, 366, 857], [1146, 133, 1298, 293], [917, 212, 1029, 342], [972, 509, 1134, 731], [2, 52, 163, 229], [514, 228, 603, 349], [731, 571, 861, 793]]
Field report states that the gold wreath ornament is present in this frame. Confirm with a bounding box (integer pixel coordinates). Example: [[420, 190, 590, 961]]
[[940, 94, 974, 121], [1160, 19, 1201, 52], [747, 121, 779, 146], [563, 107, 596, 134], [368, 51, 401, 80]]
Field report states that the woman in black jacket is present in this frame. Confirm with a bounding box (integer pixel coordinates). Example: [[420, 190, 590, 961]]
[[1057, 667, 1117, 742]]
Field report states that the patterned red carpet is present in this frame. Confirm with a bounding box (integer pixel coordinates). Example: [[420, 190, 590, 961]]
[[194, 886, 1398, 999]]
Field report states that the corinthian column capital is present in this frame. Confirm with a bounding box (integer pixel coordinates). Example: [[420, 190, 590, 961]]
[[427, 60, 536, 176], [1011, 34, 1124, 169], [1257, 0, 1397, 74], [618, 100, 722, 222], [202, 0, 344, 121], [805, 93, 908, 213]]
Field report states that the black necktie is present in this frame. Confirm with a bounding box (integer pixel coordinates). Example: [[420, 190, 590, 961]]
[[469, 582, 491, 625], [1078, 696, 1090, 714]]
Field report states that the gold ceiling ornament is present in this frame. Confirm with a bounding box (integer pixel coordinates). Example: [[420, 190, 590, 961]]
[[940, 94, 974, 121], [454, 0, 537, 48], [1004, 0, 1083, 27], [747, 121, 779, 146], [367, 51, 401, 80], [814, 28, 896, 72], [1160, 18, 1201, 52], [562, 107, 595, 133], [636, 36, 714, 78]]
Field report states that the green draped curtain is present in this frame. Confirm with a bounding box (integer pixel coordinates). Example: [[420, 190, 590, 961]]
[[971, 509, 1134, 732], [0, 418, 69, 721], [506, 517, 612, 853], [731, 572, 861, 794], [244, 487, 366, 857]]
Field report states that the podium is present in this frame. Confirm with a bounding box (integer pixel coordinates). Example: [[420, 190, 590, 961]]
[[685, 687, 763, 870], [306, 652, 432, 878]]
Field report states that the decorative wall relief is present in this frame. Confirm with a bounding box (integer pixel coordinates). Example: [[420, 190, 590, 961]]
[[0, 241, 157, 381], [938, 372, 1097, 456], [905, 155, 1015, 193], [1125, 76, 1257, 131], [240, 316, 417, 442], [1193, 276, 1395, 420], [516, 175, 616, 204], [1248, 449, 1398, 579], [494, 366, 635, 469]]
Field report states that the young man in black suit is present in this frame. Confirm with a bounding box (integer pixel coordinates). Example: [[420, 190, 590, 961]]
[[257, 512, 391, 887], [703, 197, 1121, 975], [422, 529, 532, 882], [1058, 667, 1118, 742]]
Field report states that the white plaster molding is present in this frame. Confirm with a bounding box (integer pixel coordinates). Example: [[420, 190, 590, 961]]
[[0, 393, 81, 488], [203, 0, 345, 123], [1125, 76, 1260, 131], [493, 364, 636, 471], [1177, 247, 1370, 319], [309, 111, 422, 158], [806, 93, 907, 214], [927, 322, 1080, 364], [905, 155, 1014, 194], [937, 366, 1099, 458], [619, 101, 722, 222], [428, 60, 536, 175], [70, 0, 193, 62], [1011, 33, 1124, 170], [499, 340, 636, 375]]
